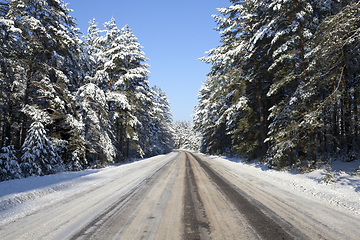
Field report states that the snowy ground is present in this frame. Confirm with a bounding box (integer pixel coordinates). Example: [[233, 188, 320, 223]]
[[0, 151, 359, 228], [203, 153, 360, 216]]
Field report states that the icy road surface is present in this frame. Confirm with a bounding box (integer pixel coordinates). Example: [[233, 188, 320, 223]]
[[0, 151, 359, 239]]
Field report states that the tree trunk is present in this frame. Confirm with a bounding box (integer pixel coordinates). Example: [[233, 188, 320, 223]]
[[0, 108, 4, 148], [344, 81, 351, 153], [340, 97, 345, 150], [126, 138, 130, 158], [20, 70, 33, 147], [354, 88, 359, 151], [256, 78, 266, 158], [333, 79, 338, 142]]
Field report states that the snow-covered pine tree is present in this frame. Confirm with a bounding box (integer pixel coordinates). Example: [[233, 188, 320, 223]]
[[6, 0, 82, 154], [173, 121, 201, 151], [198, 0, 265, 157], [0, 143, 21, 181], [0, 9, 25, 150], [102, 19, 150, 160], [83, 19, 103, 76], [151, 86, 173, 154], [76, 83, 115, 166], [135, 85, 154, 157], [234, 0, 276, 159], [21, 121, 62, 177], [193, 77, 214, 154], [83, 18, 109, 87], [258, 0, 336, 168], [64, 114, 87, 171], [136, 86, 173, 157], [173, 121, 188, 149], [187, 126, 202, 151], [284, 1, 360, 164], [193, 76, 233, 155], [103, 20, 132, 160], [102, 17, 122, 90], [118, 24, 151, 158]]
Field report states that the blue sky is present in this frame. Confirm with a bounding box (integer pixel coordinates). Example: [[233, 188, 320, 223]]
[[68, 0, 229, 122]]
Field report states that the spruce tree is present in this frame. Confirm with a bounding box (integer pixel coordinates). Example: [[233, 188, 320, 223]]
[[173, 121, 201, 151], [21, 121, 62, 177], [198, 0, 269, 157], [0, 12, 25, 150], [5, 0, 84, 162], [264, 0, 344, 167], [76, 83, 115, 166], [196, 0, 351, 166], [0, 143, 21, 181], [102, 20, 150, 160], [288, 2, 360, 163], [150, 86, 173, 154], [0, 0, 175, 177]]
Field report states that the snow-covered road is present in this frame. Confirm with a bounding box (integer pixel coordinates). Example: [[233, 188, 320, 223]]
[[196, 153, 360, 239], [0, 152, 177, 239], [0, 151, 359, 239]]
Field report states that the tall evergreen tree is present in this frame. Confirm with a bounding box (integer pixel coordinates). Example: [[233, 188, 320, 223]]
[[102, 20, 150, 160], [198, 0, 271, 157], [173, 121, 201, 151], [264, 0, 344, 167], [21, 121, 62, 177], [150, 86, 173, 154], [0, 1, 174, 180], [196, 0, 358, 168], [194, 76, 232, 154], [277, 1, 360, 164], [0, 143, 21, 181], [76, 83, 115, 166], [136, 86, 173, 157], [5, 0, 84, 157], [0, 10, 25, 149]]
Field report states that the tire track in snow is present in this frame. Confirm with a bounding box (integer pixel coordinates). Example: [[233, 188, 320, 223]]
[[70, 153, 179, 239], [183, 153, 210, 239], [189, 152, 296, 240]]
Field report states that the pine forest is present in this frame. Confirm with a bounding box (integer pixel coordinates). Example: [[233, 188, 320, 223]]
[[2, 0, 360, 181], [194, 0, 360, 169], [0, 0, 173, 180]]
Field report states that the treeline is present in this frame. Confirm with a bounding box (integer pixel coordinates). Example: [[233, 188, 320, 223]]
[[172, 121, 201, 151], [194, 0, 360, 169], [0, 0, 173, 181]]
